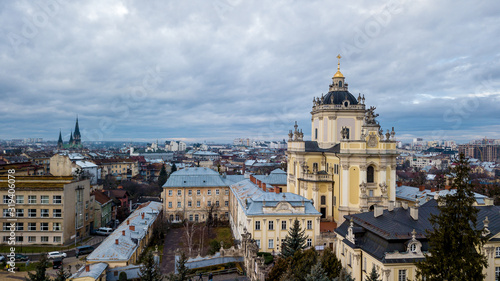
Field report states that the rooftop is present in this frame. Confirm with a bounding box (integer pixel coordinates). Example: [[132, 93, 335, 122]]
[[163, 167, 227, 188]]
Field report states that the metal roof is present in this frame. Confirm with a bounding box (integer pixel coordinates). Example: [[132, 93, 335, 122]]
[[396, 185, 488, 205], [163, 167, 227, 188], [70, 262, 108, 279]]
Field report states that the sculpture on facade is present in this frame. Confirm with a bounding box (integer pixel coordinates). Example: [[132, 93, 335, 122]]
[[365, 106, 379, 125]]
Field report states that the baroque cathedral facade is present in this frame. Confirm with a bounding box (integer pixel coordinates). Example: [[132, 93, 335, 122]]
[[286, 56, 398, 224]]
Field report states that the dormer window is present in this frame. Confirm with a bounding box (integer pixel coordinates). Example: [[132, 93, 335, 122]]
[[410, 243, 417, 252]]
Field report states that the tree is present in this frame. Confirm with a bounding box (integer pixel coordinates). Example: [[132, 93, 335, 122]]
[[304, 261, 329, 281], [281, 218, 307, 258], [320, 247, 342, 280], [289, 248, 317, 281], [26, 254, 50, 281], [171, 163, 177, 173], [183, 221, 197, 256], [366, 266, 381, 281], [139, 251, 163, 281], [158, 164, 168, 188], [332, 268, 354, 281], [119, 272, 127, 281], [267, 256, 291, 281], [53, 265, 71, 281], [166, 252, 189, 281], [416, 153, 488, 281]]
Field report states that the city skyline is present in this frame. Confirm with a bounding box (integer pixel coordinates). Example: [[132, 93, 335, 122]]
[[1, 1, 500, 143]]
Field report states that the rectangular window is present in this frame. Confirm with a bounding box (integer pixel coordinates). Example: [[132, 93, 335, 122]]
[[53, 195, 62, 204], [16, 209, 24, 217], [255, 239, 261, 248], [2, 223, 9, 231], [28, 209, 36, 217], [282, 220, 287, 230], [496, 247, 500, 257], [40, 196, 49, 204], [16, 223, 24, 231], [177, 202, 181, 208], [168, 190, 173, 196], [225, 189, 229, 195], [53, 209, 62, 218], [85, 201, 89, 209], [189, 215, 193, 221], [216, 189, 220, 195], [188, 190, 192, 196], [53, 236, 61, 243], [207, 190, 212, 195], [307, 220, 313, 230], [216, 201, 219, 207], [197, 190, 201, 195], [398, 269, 407, 281], [16, 236, 23, 242], [255, 221, 261, 230], [197, 201, 200, 207], [3, 195, 10, 204], [85, 213, 88, 221], [40, 223, 49, 231], [168, 202, 172, 208], [28, 195, 37, 204], [195, 214, 199, 222], [307, 238, 312, 247], [41, 209, 49, 218], [363, 257, 367, 271], [177, 190, 182, 196], [28, 236, 36, 243], [225, 201, 229, 207], [2, 209, 9, 217], [269, 221, 274, 230], [28, 223, 36, 231], [268, 239, 274, 249], [53, 222, 61, 231], [496, 267, 500, 281], [41, 236, 49, 243], [188, 201, 192, 207], [16, 195, 24, 204], [207, 201, 211, 206]]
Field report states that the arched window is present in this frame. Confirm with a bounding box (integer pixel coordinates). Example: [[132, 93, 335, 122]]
[[315, 128, 318, 140], [339, 81, 343, 87], [367, 166, 374, 183], [321, 196, 326, 205], [344, 101, 349, 107]]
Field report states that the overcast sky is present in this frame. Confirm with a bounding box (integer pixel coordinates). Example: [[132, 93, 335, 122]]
[[1, 0, 499, 144]]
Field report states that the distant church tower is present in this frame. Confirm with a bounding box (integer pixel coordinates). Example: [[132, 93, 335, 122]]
[[57, 130, 63, 149], [57, 116, 83, 149], [73, 117, 81, 146], [287, 55, 398, 224]]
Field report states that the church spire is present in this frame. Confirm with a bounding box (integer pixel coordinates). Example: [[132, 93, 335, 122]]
[[73, 116, 81, 146], [333, 54, 344, 78], [57, 129, 63, 149]]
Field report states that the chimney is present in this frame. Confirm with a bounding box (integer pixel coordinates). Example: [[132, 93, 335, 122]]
[[419, 185, 425, 192], [374, 205, 383, 217], [262, 182, 267, 192], [142, 213, 145, 219], [127, 219, 130, 225], [388, 200, 394, 211], [410, 204, 419, 220], [275, 186, 280, 194], [430, 187, 435, 192], [85, 265, 90, 272], [129, 225, 135, 231], [122, 230, 125, 236], [445, 185, 451, 190], [397, 181, 402, 187], [250, 175, 256, 184], [115, 239, 119, 245], [402, 201, 408, 209]]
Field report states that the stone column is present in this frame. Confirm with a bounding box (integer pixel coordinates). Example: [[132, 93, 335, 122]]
[[390, 164, 397, 201], [341, 164, 349, 207]]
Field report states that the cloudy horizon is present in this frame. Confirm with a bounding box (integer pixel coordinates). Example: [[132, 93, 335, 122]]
[[1, 0, 499, 144]]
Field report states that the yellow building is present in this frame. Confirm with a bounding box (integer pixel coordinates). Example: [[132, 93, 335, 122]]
[[335, 200, 500, 281], [287, 56, 398, 225], [162, 167, 231, 222], [229, 175, 321, 253], [0, 176, 92, 245]]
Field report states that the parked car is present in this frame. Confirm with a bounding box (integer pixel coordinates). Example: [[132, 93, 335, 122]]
[[76, 245, 95, 257], [95, 227, 113, 236], [52, 257, 63, 269], [0, 254, 5, 262], [47, 251, 67, 259], [14, 254, 29, 261]]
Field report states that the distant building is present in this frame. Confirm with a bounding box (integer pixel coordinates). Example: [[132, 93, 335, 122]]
[[165, 140, 187, 152], [57, 117, 83, 149], [50, 154, 99, 185], [458, 143, 500, 162], [93, 190, 114, 229]]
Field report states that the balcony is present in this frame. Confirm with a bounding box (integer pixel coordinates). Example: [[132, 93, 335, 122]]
[[300, 172, 333, 182]]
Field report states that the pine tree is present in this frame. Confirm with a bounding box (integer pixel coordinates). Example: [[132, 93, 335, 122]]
[[416, 153, 487, 281], [139, 251, 163, 281], [158, 165, 168, 188], [304, 261, 329, 281], [281, 218, 307, 258], [171, 163, 177, 173], [53, 265, 71, 281], [332, 268, 354, 281], [26, 254, 50, 281], [166, 252, 189, 281], [366, 266, 381, 281], [320, 247, 342, 279]]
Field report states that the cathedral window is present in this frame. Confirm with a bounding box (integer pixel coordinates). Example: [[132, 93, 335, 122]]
[[367, 166, 374, 183], [315, 128, 318, 140], [339, 81, 342, 87], [321, 196, 326, 205]]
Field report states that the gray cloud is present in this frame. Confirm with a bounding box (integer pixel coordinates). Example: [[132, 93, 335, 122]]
[[1, 0, 499, 143]]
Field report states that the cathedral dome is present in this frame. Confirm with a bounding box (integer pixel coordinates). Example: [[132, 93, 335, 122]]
[[322, 90, 358, 105]]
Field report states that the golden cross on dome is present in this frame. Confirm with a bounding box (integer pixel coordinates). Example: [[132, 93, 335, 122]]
[[337, 54, 341, 70]]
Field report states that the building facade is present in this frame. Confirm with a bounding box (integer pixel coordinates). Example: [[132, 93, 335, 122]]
[[162, 167, 231, 222], [287, 57, 398, 224], [0, 176, 92, 245]]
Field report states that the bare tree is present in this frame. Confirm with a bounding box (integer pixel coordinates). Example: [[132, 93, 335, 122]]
[[205, 203, 220, 228], [183, 221, 196, 256]]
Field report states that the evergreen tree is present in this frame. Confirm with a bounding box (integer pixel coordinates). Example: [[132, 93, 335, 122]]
[[366, 266, 381, 281], [139, 251, 163, 281], [166, 252, 189, 281], [281, 218, 307, 258], [267, 257, 291, 281], [290, 248, 317, 281], [320, 247, 342, 279], [53, 265, 71, 281], [158, 165, 168, 188], [26, 254, 50, 281], [171, 163, 177, 173], [304, 261, 329, 281], [332, 268, 354, 281], [416, 153, 487, 281]]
